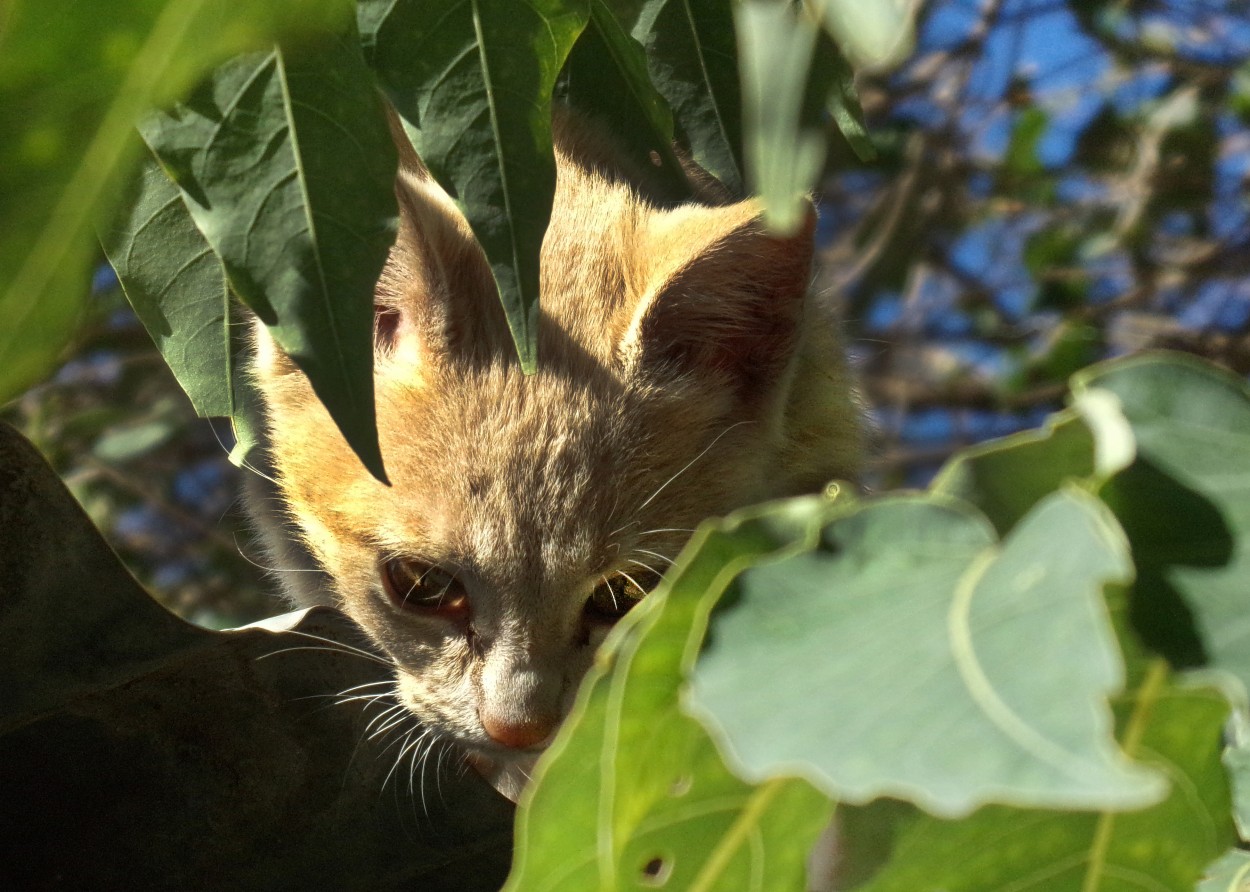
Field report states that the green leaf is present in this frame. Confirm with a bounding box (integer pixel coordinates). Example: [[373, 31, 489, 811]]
[[1078, 353, 1250, 702], [140, 21, 398, 483], [507, 497, 840, 890], [564, 0, 690, 201], [690, 490, 1165, 816], [810, 0, 917, 70], [101, 153, 235, 420], [360, 0, 590, 374], [631, 0, 744, 193], [851, 680, 1233, 892], [0, 0, 354, 404], [1224, 710, 1250, 841], [824, 42, 877, 163], [735, 1, 825, 234], [932, 388, 1134, 534], [1199, 849, 1250, 892]]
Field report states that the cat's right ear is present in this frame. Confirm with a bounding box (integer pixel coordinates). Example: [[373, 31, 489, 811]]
[[373, 110, 511, 367]]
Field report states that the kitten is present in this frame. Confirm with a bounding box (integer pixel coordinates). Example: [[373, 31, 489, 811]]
[[246, 110, 861, 796]]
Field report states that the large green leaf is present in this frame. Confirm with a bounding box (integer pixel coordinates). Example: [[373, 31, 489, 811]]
[[360, 0, 589, 374], [690, 490, 1165, 816], [101, 153, 235, 420], [630, 0, 744, 193], [564, 0, 690, 202], [0, 0, 353, 405], [849, 681, 1233, 892], [140, 21, 397, 482], [1078, 353, 1250, 701], [932, 387, 1135, 534], [506, 498, 840, 890]]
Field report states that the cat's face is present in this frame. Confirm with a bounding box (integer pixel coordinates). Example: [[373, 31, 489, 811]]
[[252, 125, 853, 781]]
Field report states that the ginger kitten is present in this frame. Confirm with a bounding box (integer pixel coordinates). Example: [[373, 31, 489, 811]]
[[246, 111, 861, 795]]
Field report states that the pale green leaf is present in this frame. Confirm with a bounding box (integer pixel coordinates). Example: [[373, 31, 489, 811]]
[[811, 0, 917, 70], [690, 490, 1165, 816], [140, 21, 398, 482], [736, 1, 825, 234], [360, 0, 590, 374], [1199, 849, 1250, 892]]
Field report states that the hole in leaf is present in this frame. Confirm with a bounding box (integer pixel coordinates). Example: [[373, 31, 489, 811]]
[[640, 856, 671, 887], [670, 774, 692, 797]]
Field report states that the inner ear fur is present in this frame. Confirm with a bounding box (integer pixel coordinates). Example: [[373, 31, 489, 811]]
[[374, 110, 509, 364], [621, 199, 818, 401]]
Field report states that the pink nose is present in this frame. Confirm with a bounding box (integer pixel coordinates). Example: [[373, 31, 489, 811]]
[[481, 712, 555, 750]]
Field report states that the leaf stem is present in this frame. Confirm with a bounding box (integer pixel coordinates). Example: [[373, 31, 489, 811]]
[[1079, 657, 1168, 892], [687, 777, 784, 892]]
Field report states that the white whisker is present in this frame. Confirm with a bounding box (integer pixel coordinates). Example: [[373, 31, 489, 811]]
[[635, 420, 753, 513]]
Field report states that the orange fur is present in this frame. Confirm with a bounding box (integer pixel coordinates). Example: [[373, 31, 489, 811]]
[[246, 110, 861, 781]]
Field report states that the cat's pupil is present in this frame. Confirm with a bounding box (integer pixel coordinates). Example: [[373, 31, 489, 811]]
[[381, 557, 467, 618]]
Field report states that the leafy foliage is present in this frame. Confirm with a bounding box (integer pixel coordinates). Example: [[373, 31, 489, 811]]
[[3, 0, 1249, 889]]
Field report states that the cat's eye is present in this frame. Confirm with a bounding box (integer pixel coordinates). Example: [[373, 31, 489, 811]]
[[585, 570, 661, 624], [380, 557, 468, 619]]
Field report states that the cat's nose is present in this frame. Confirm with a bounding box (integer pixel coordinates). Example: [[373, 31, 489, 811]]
[[480, 711, 556, 750]]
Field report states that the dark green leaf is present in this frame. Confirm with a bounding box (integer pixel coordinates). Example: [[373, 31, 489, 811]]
[[632, 0, 744, 193], [101, 153, 235, 419], [0, 0, 355, 403], [0, 421, 514, 889], [691, 491, 1163, 816], [564, 0, 690, 201], [141, 21, 398, 483], [360, 0, 590, 374]]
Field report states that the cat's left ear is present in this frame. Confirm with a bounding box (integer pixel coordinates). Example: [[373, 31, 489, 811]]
[[622, 199, 817, 402]]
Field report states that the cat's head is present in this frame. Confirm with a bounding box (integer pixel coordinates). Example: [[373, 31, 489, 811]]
[[251, 120, 858, 781]]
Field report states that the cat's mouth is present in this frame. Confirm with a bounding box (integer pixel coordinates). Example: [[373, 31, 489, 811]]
[[463, 748, 542, 802]]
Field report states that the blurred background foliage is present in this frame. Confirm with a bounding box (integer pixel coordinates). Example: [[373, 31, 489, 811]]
[[4, 0, 1248, 627]]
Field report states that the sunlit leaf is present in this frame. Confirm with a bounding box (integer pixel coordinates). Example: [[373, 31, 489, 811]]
[[691, 490, 1163, 816], [360, 0, 590, 374], [507, 498, 839, 890], [736, 1, 825, 234], [1199, 848, 1250, 892], [810, 0, 917, 70], [140, 21, 397, 482], [0, 0, 354, 403]]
